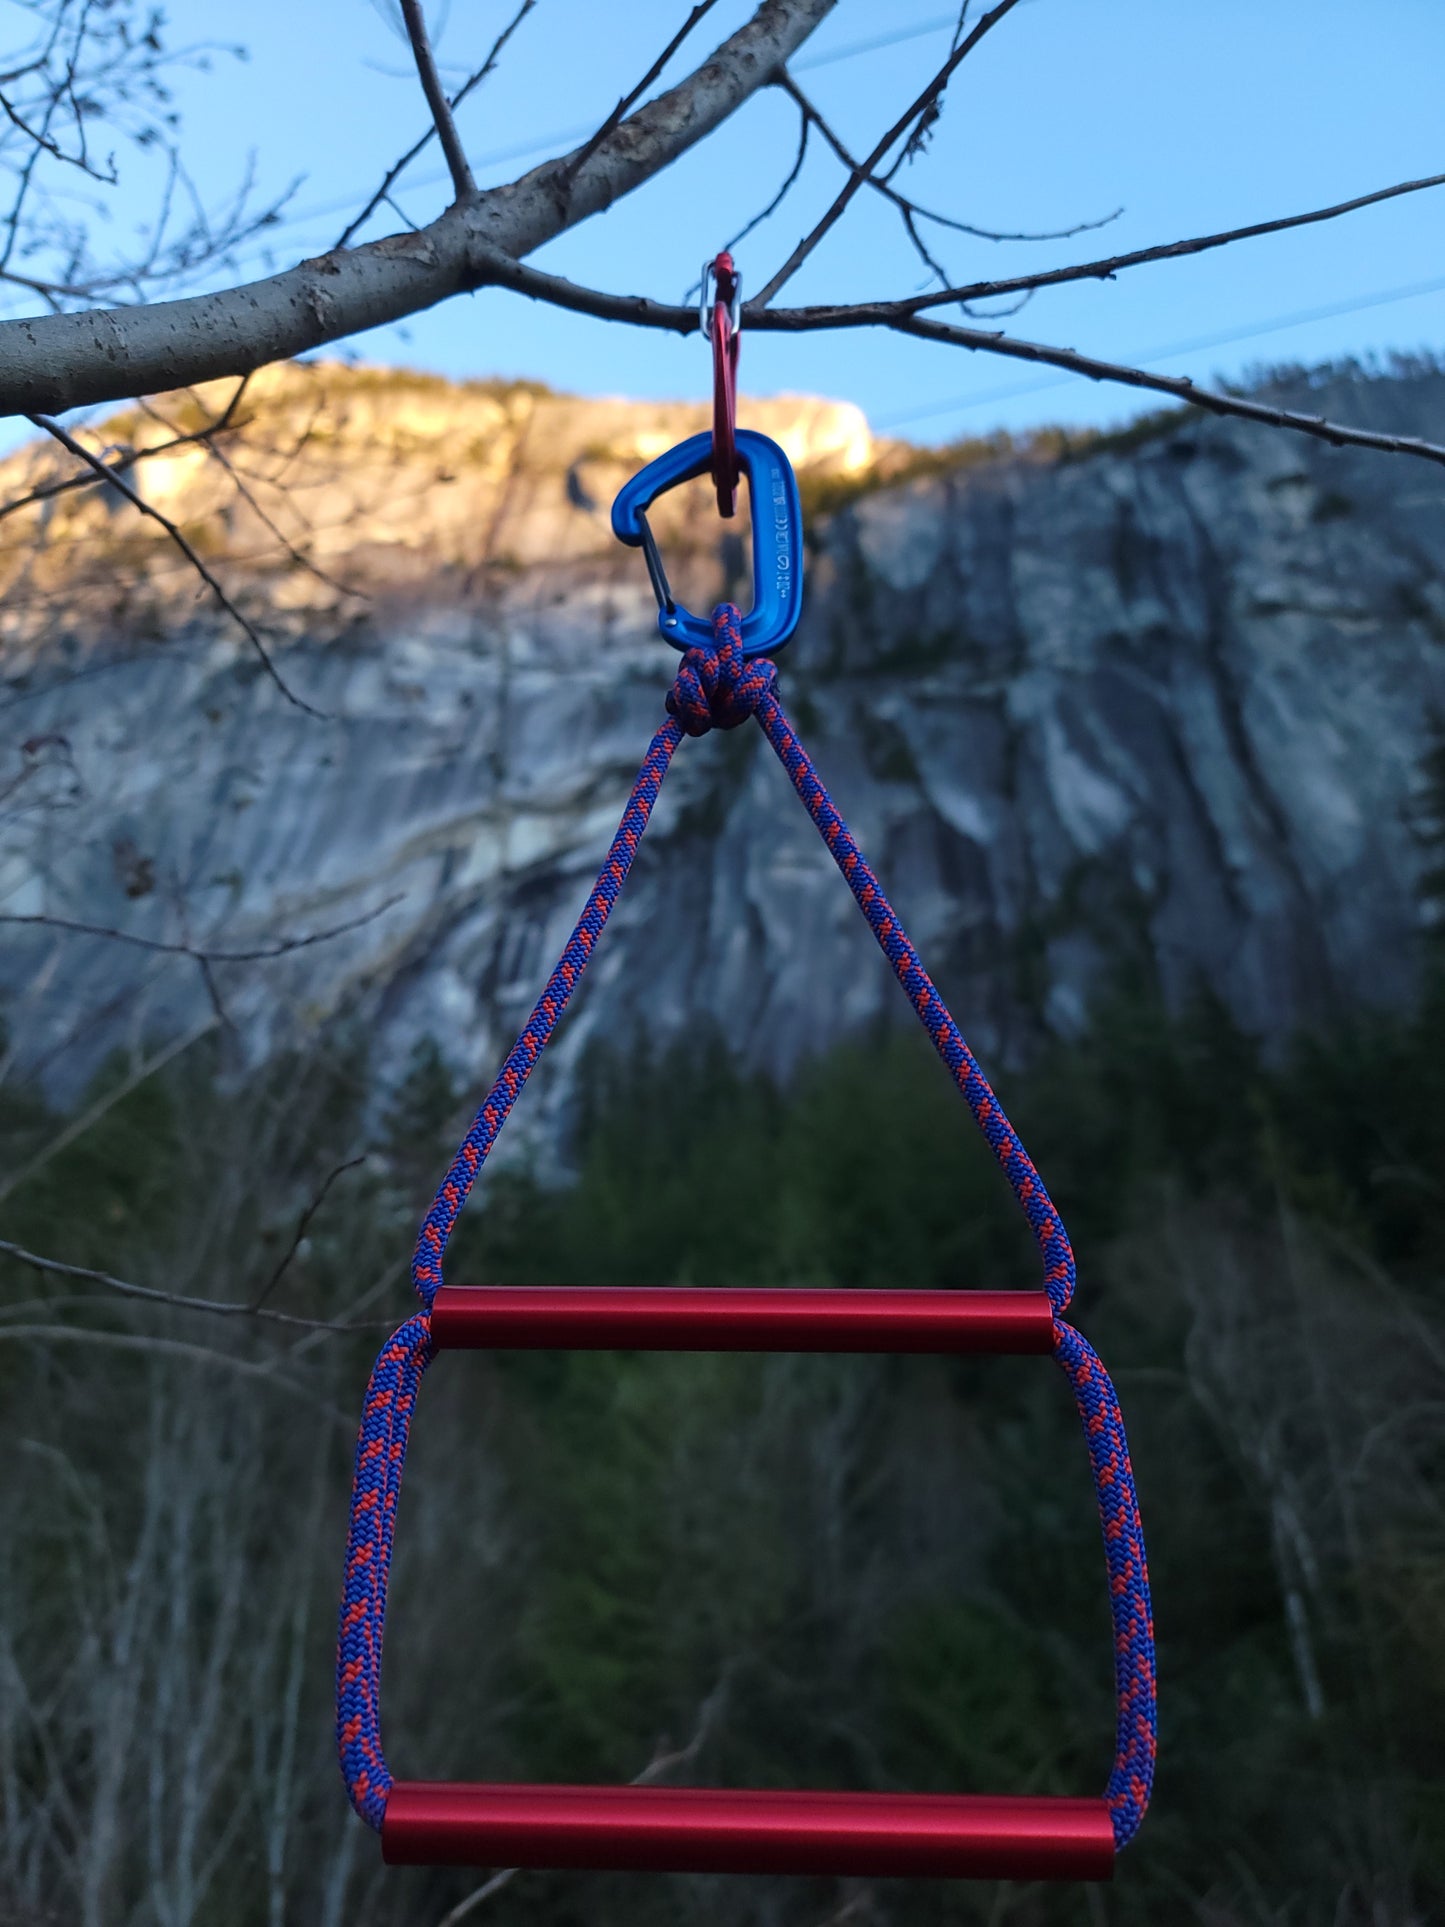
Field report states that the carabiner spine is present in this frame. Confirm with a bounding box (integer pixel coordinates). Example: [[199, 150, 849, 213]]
[[610, 429, 804, 658]]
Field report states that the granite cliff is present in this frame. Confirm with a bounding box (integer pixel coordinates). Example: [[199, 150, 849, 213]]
[[2, 359, 1442, 1122]]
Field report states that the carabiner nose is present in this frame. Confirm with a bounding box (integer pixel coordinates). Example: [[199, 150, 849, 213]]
[[611, 429, 804, 658]]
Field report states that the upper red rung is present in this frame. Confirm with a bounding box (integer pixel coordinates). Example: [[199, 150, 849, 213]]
[[429, 1285, 1055, 1355]]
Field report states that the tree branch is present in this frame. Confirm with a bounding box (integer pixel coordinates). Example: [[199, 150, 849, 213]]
[[0, 1323, 361, 1416], [777, 71, 1119, 258], [864, 169, 1445, 318], [474, 253, 1445, 469], [250, 1158, 367, 1312], [0, 1236, 389, 1333], [0, 898, 404, 964], [398, 0, 476, 203], [562, 1, 721, 188], [752, 0, 1022, 306], [883, 308, 1445, 467], [0, 374, 252, 524], [335, 0, 536, 251], [704, 91, 811, 269], [432, 1669, 733, 1926], [133, 393, 367, 603], [25, 411, 320, 713], [0, 0, 838, 417], [0, 1018, 218, 1208], [1, 0, 1435, 483]]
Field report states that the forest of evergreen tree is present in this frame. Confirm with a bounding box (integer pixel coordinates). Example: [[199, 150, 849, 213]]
[[2, 936, 1443, 1924]]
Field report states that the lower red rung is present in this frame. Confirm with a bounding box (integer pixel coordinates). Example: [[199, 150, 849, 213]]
[[381, 1783, 1115, 1880]]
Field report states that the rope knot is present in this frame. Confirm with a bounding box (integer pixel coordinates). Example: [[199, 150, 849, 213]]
[[666, 603, 777, 737]]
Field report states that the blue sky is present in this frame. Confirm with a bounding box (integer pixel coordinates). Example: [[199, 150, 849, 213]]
[[29, 0, 1445, 443]]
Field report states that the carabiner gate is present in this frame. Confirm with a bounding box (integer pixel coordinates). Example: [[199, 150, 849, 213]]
[[611, 428, 804, 658], [699, 254, 742, 341]]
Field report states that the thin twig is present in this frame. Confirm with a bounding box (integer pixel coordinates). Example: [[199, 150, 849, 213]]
[[435, 1868, 517, 1927], [0, 1019, 219, 1208], [776, 70, 1120, 302], [134, 395, 368, 603], [1, 897, 400, 1051], [809, 1891, 878, 1927], [886, 307, 1445, 466], [0, 1324, 355, 1409], [251, 1158, 367, 1312], [562, 1, 721, 190], [705, 97, 811, 270], [399, 0, 477, 202], [0, 377, 252, 526], [335, 0, 536, 250], [0, 897, 404, 965], [24, 412, 322, 716], [433, 1669, 733, 1926], [286, 1261, 405, 1362], [753, 0, 1023, 305], [0, 1238, 394, 1334], [475, 251, 1445, 468], [848, 169, 1445, 319]]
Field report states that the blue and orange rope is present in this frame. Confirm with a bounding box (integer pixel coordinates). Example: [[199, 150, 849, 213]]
[[338, 605, 1156, 1849]]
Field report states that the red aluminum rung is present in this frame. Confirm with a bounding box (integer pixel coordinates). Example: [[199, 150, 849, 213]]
[[382, 1783, 1115, 1880], [430, 1286, 1055, 1355]]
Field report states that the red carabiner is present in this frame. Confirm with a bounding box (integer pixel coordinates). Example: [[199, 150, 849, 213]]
[[705, 250, 741, 518]]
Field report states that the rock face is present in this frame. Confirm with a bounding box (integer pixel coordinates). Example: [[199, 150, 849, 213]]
[[1, 359, 1443, 1121]]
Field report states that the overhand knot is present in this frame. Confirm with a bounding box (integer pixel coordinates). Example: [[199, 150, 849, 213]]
[[666, 604, 777, 737]]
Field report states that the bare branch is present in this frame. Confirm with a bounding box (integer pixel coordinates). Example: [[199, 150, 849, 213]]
[[469, 249, 699, 331], [398, 0, 476, 204], [133, 394, 367, 603], [0, 417, 236, 524], [0, 10, 297, 316], [867, 169, 1445, 319], [335, 0, 536, 251], [25, 411, 322, 715], [284, 1262, 405, 1362], [0, 0, 838, 416], [0, 898, 400, 1058], [250, 1158, 368, 1312], [177, 436, 366, 602], [0, 898, 405, 965], [0, 1323, 355, 1406], [2, 0, 1432, 484], [0, 1019, 219, 1208], [0, 1237, 390, 1334], [435, 1869, 517, 1927], [562, 1, 722, 188], [433, 1670, 733, 1925], [752, 0, 1022, 306], [706, 92, 811, 269], [775, 70, 1121, 288], [884, 308, 1445, 467], [475, 253, 1445, 468]]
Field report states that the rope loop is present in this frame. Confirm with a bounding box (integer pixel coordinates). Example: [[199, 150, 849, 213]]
[[666, 604, 777, 735], [343, 601, 1154, 1853], [337, 1310, 433, 1829]]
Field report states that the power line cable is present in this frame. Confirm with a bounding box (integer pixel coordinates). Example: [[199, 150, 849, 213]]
[[232, 12, 974, 249]]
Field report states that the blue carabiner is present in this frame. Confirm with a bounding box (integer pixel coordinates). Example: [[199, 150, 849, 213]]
[[611, 429, 804, 657]]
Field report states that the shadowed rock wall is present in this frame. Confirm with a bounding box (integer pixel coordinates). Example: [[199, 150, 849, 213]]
[[2, 360, 1442, 1119]]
